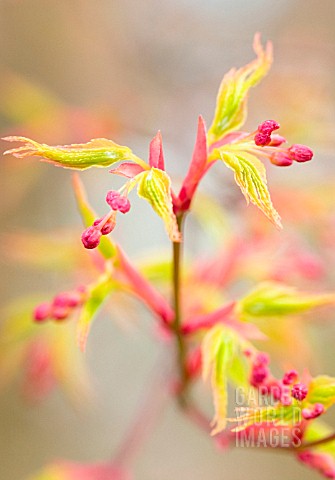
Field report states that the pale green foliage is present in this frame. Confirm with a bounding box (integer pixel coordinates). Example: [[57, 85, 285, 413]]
[[214, 149, 281, 228], [3, 136, 147, 170], [137, 168, 181, 242], [202, 324, 249, 434], [207, 34, 272, 143], [307, 376, 335, 409], [237, 282, 335, 321]]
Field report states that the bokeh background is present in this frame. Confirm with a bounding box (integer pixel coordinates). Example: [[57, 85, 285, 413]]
[[1, 0, 335, 479]]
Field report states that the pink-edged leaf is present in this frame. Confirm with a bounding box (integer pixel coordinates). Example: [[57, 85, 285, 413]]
[[117, 246, 174, 325], [149, 131, 165, 170], [109, 162, 145, 179], [177, 116, 208, 212]]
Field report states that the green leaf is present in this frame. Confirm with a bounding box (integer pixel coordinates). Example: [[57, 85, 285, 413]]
[[214, 149, 281, 228], [72, 174, 117, 259], [202, 325, 237, 434], [208, 34, 272, 143], [137, 168, 181, 242], [237, 282, 335, 321], [304, 420, 335, 451], [3, 136, 148, 170], [77, 269, 115, 351], [307, 376, 335, 410], [228, 354, 250, 388], [233, 404, 300, 433]]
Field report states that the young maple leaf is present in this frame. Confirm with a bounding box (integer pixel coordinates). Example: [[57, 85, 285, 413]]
[[3, 136, 148, 170]]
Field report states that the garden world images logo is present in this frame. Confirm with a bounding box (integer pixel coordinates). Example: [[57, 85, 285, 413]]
[[234, 387, 303, 448]]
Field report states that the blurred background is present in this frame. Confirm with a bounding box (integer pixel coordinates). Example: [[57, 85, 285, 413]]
[[1, 0, 335, 479]]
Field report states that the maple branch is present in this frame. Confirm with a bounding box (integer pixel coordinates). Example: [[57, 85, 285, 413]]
[[171, 213, 190, 407]]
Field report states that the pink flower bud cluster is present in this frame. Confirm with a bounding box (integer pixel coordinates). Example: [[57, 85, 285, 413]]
[[247, 353, 318, 411], [81, 191, 131, 250], [254, 120, 280, 146], [270, 144, 314, 167], [33, 287, 86, 323], [250, 352, 270, 387], [106, 190, 131, 213], [253, 119, 314, 167], [291, 382, 308, 401]]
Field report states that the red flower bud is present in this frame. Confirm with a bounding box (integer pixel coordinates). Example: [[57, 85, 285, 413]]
[[52, 306, 69, 321], [282, 369, 298, 385], [81, 226, 101, 249], [268, 134, 286, 147], [106, 190, 120, 207], [270, 152, 293, 167], [258, 119, 280, 135], [106, 190, 131, 213], [254, 352, 270, 366], [254, 132, 271, 146], [289, 144, 313, 162], [53, 291, 82, 308], [250, 365, 268, 386], [302, 403, 324, 420], [115, 196, 131, 214], [33, 302, 50, 322], [291, 383, 308, 401]]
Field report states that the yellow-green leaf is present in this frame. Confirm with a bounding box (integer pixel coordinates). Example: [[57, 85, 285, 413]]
[[202, 324, 237, 434], [77, 268, 115, 351], [137, 168, 181, 242], [216, 149, 281, 228], [237, 282, 335, 321], [208, 34, 272, 143], [307, 376, 335, 410], [3, 136, 147, 170], [72, 174, 117, 259]]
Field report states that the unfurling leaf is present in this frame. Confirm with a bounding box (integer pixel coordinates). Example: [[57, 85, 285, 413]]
[[137, 168, 181, 242], [77, 269, 115, 351], [3, 136, 147, 170], [208, 33, 272, 143], [307, 376, 335, 410], [237, 282, 335, 321], [72, 174, 116, 259], [149, 131, 165, 170], [202, 324, 239, 434], [177, 115, 208, 212], [216, 149, 281, 228]]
